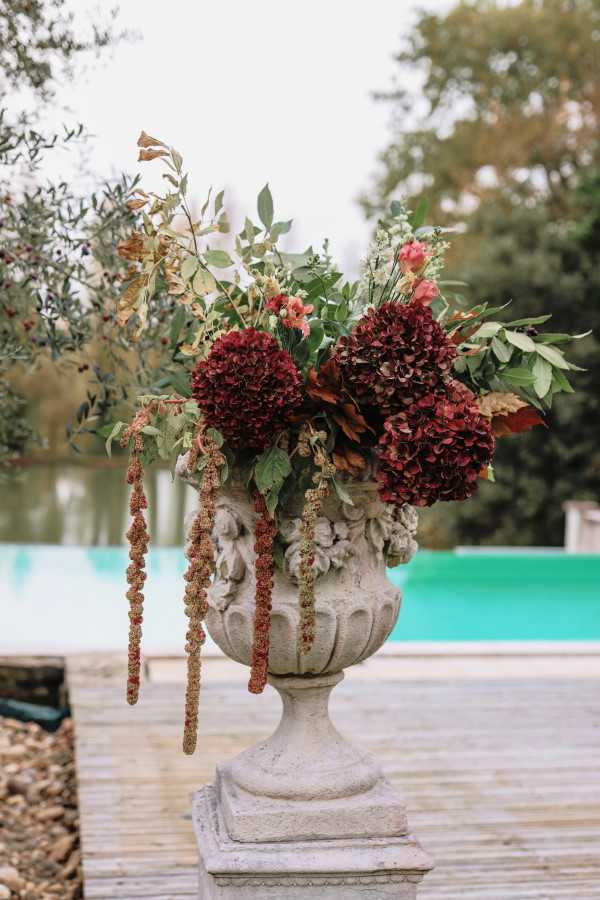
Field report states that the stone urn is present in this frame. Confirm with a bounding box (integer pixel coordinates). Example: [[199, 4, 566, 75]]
[[191, 479, 433, 899]]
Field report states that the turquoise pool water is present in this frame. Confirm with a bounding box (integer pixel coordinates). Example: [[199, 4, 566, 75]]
[[388, 552, 600, 641], [1, 545, 599, 653]]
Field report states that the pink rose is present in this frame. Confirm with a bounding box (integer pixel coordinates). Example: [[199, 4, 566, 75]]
[[412, 279, 439, 305], [398, 240, 428, 272]]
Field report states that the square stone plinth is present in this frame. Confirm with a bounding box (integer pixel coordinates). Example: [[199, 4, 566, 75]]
[[193, 786, 433, 899]]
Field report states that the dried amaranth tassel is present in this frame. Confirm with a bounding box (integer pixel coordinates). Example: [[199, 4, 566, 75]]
[[182, 428, 223, 755], [298, 457, 336, 655], [122, 410, 151, 705], [248, 493, 276, 694]]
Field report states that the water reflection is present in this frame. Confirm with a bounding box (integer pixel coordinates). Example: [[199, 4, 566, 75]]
[[0, 465, 197, 546]]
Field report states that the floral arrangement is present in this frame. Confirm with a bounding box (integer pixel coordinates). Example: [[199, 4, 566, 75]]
[[107, 132, 584, 753]]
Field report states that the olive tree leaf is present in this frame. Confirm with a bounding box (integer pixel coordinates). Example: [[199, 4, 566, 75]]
[[104, 421, 125, 458]]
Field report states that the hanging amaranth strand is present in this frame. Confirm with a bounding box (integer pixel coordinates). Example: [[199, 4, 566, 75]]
[[181, 427, 223, 755], [248, 493, 276, 695], [122, 410, 151, 705], [298, 456, 336, 656]]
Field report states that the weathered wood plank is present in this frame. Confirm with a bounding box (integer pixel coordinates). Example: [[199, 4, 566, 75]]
[[68, 654, 600, 899]]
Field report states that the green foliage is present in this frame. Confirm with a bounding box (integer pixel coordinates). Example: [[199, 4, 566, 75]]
[[426, 178, 600, 547], [362, 0, 600, 222]]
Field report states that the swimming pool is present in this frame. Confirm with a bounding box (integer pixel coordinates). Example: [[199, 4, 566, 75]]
[[1, 544, 599, 654]]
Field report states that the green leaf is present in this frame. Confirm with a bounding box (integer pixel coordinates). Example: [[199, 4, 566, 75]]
[[181, 255, 199, 281], [332, 477, 354, 506], [254, 445, 291, 495], [504, 330, 537, 352], [193, 266, 217, 294], [104, 421, 125, 458], [551, 368, 575, 394], [168, 370, 192, 398], [169, 305, 186, 343], [214, 189, 225, 214], [506, 314, 552, 327], [257, 183, 274, 230], [141, 424, 160, 436], [206, 427, 224, 448], [270, 219, 292, 240], [390, 200, 404, 218], [532, 356, 552, 399], [473, 321, 502, 340], [536, 330, 592, 344], [491, 336, 513, 363], [535, 343, 570, 370], [204, 249, 233, 268], [502, 367, 536, 386], [308, 320, 325, 352], [409, 197, 428, 230]]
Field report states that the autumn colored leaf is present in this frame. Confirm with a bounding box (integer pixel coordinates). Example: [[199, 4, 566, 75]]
[[117, 232, 145, 261], [306, 359, 343, 404], [137, 130, 166, 148], [332, 403, 371, 442], [492, 406, 546, 437], [138, 148, 169, 162]]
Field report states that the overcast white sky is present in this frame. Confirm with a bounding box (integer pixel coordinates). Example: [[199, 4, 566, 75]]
[[39, 0, 453, 273]]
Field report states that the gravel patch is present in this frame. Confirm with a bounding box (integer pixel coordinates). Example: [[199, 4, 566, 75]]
[[0, 717, 82, 899]]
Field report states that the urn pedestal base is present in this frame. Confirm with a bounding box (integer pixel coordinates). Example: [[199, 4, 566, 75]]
[[193, 787, 432, 899], [193, 673, 433, 898]]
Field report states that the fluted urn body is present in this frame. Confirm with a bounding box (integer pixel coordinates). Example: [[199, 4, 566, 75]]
[[194, 479, 421, 846], [205, 480, 418, 676]]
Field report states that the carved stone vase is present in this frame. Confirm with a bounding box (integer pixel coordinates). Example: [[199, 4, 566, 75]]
[[192, 480, 433, 899]]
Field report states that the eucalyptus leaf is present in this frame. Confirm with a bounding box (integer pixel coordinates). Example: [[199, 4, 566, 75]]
[[257, 183, 274, 230]]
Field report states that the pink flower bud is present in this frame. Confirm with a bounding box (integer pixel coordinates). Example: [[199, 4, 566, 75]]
[[398, 240, 428, 272], [413, 279, 439, 305]]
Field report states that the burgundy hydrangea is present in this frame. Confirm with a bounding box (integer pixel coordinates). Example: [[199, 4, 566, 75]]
[[191, 328, 303, 451], [376, 380, 495, 508], [333, 301, 456, 417]]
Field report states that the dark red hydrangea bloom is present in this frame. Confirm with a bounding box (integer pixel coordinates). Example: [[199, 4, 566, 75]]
[[333, 301, 456, 417], [191, 328, 303, 451], [376, 380, 495, 508]]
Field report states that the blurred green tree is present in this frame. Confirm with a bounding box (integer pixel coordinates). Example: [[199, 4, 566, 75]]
[[0, 2, 176, 472], [365, 0, 600, 546], [420, 175, 600, 547], [362, 0, 600, 222]]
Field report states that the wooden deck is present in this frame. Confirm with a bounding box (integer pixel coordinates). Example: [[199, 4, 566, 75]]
[[67, 651, 600, 899]]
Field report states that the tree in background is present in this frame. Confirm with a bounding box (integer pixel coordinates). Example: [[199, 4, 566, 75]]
[[0, 1, 177, 473], [420, 176, 600, 546], [364, 0, 600, 546], [362, 0, 599, 222]]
